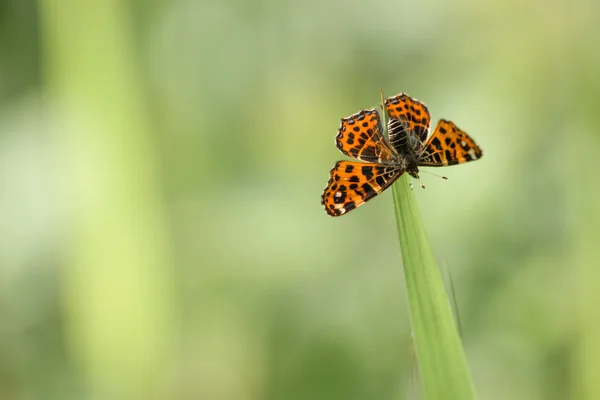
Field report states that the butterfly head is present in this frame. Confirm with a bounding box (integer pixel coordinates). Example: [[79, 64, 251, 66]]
[[408, 167, 426, 189], [408, 168, 420, 180], [403, 154, 420, 179]]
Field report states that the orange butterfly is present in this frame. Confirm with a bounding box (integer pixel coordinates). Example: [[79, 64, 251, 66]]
[[321, 93, 483, 216]]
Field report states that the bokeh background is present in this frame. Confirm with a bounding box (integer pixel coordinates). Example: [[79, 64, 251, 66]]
[[1, 0, 599, 399]]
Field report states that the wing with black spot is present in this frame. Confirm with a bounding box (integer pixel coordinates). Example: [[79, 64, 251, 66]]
[[335, 109, 397, 163], [384, 93, 431, 154], [321, 161, 404, 216], [418, 119, 483, 166]]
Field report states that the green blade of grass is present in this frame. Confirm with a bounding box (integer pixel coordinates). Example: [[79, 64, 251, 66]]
[[40, 1, 173, 397], [392, 174, 476, 400]]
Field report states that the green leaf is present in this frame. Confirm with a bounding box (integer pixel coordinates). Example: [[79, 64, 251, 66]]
[[392, 174, 477, 400]]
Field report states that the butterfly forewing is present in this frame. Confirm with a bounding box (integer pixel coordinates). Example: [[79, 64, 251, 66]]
[[384, 93, 431, 154], [335, 109, 397, 163], [418, 119, 483, 166], [321, 161, 404, 216]]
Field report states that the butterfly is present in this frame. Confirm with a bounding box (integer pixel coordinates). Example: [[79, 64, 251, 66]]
[[321, 92, 483, 216]]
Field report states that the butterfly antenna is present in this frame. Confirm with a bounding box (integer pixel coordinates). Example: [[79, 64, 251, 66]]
[[415, 177, 426, 189], [379, 86, 387, 124], [421, 169, 448, 180]]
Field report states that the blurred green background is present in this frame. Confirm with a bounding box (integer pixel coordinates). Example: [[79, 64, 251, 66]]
[[1, 0, 599, 399]]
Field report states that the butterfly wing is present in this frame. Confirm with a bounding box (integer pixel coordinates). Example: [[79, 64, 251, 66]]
[[322, 161, 404, 216], [384, 93, 431, 154], [418, 119, 483, 166], [335, 109, 397, 163]]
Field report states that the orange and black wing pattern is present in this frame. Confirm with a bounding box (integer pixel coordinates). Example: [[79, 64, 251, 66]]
[[418, 119, 483, 166], [321, 161, 403, 216], [335, 109, 397, 163], [384, 93, 431, 153]]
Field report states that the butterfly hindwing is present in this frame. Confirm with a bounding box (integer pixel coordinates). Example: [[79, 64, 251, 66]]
[[335, 109, 397, 163], [384, 93, 431, 154], [321, 161, 404, 216], [418, 119, 483, 166]]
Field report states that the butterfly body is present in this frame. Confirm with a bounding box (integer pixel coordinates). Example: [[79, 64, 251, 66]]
[[397, 147, 421, 180], [321, 92, 483, 217]]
